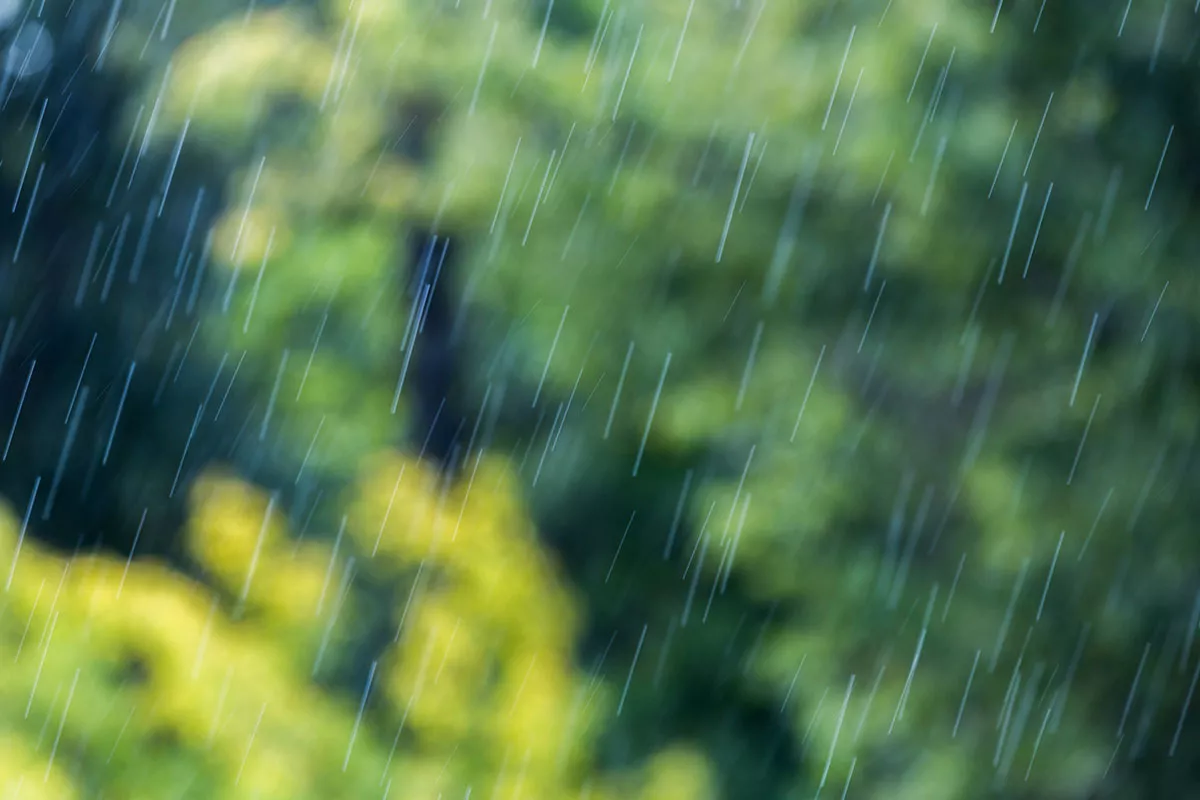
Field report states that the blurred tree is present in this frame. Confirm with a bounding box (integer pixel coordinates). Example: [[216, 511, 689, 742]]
[[128, 0, 1200, 797], [132, 5, 801, 791]]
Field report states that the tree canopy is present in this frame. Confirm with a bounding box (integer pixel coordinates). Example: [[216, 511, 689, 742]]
[[1, 0, 1199, 797]]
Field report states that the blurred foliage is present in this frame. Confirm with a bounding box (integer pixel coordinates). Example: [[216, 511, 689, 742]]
[[0, 449, 713, 798], [0, 0, 1196, 796], [130, 0, 1200, 795]]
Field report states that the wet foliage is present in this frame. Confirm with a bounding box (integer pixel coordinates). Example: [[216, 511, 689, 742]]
[[2, 0, 1200, 797]]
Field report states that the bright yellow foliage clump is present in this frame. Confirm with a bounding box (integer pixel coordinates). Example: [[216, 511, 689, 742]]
[[0, 451, 713, 798], [349, 452, 606, 796]]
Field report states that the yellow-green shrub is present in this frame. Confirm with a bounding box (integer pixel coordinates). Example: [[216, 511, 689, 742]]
[[0, 450, 712, 798]]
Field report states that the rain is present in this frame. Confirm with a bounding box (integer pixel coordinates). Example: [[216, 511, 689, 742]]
[[0, 0, 1198, 798]]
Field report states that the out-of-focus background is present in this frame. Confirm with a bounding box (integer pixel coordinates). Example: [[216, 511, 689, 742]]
[[1, 0, 1199, 797]]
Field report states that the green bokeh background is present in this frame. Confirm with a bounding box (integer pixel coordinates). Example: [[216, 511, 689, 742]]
[[1, 0, 1199, 797]]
